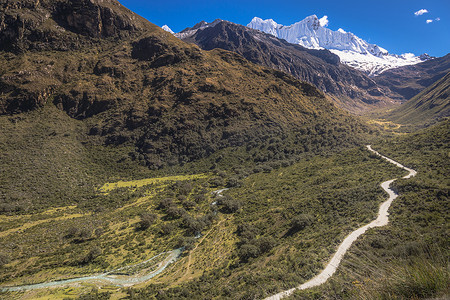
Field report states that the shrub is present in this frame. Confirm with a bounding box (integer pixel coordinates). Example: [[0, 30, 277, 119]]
[[239, 244, 260, 261], [226, 177, 242, 188], [166, 206, 186, 219], [158, 198, 173, 210], [177, 237, 196, 251], [181, 200, 196, 210], [256, 236, 276, 253], [217, 195, 242, 213], [210, 177, 224, 187], [80, 247, 102, 265], [0, 253, 10, 267], [159, 223, 175, 236], [65, 226, 79, 238], [236, 224, 259, 241], [179, 182, 193, 196], [183, 215, 206, 235], [137, 213, 157, 231], [291, 213, 314, 231], [193, 193, 206, 203]]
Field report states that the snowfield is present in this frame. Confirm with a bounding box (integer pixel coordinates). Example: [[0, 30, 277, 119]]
[[247, 16, 431, 76]]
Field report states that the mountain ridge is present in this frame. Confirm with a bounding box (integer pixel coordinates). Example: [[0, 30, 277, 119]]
[[175, 19, 401, 113], [247, 16, 432, 76], [383, 71, 450, 125], [374, 53, 450, 100], [0, 0, 368, 169]]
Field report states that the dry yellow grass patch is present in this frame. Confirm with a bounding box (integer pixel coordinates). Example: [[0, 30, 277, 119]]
[[99, 174, 208, 192]]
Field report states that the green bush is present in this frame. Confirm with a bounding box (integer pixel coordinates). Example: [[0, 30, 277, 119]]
[[291, 213, 315, 231], [137, 213, 157, 231]]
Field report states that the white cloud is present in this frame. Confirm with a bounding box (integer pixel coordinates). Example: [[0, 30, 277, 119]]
[[319, 15, 329, 27], [426, 18, 441, 24], [414, 9, 428, 16]]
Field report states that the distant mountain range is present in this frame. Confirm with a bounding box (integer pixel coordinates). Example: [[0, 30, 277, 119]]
[[374, 53, 450, 100], [247, 16, 432, 76], [168, 18, 449, 116], [174, 19, 397, 113]]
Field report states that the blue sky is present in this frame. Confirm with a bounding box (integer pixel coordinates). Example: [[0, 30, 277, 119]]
[[120, 0, 449, 57]]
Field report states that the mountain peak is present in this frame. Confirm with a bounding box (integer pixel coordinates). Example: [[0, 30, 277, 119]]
[[176, 19, 224, 39], [248, 16, 431, 76], [162, 25, 174, 34]]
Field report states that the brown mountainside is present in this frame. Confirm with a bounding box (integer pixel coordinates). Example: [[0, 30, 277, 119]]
[[375, 53, 450, 100], [0, 0, 368, 168], [384, 71, 450, 125], [177, 20, 399, 113]]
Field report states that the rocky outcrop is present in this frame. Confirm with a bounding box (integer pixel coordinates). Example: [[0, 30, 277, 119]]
[[0, 0, 150, 52], [131, 36, 197, 68], [0, 86, 53, 114], [53, 90, 113, 119], [53, 0, 141, 38]]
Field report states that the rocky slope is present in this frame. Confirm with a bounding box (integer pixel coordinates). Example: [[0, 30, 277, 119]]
[[0, 0, 368, 169], [374, 53, 450, 101], [177, 20, 399, 113], [247, 16, 431, 76]]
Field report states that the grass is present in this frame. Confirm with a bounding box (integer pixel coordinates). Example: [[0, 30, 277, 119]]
[[0, 105, 224, 295], [1, 117, 447, 299], [293, 119, 449, 300], [0, 143, 405, 299], [383, 73, 450, 126], [99, 174, 208, 193], [117, 146, 405, 299]]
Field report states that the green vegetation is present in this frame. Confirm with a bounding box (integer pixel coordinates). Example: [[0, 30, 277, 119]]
[[293, 119, 449, 300], [384, 72, 450, 126], [1, 0, 372, 172], [0, 1, 447, 299], [116, 147, 404, 299], [0, 106, 228, 295], [100, 174, 208, 193]]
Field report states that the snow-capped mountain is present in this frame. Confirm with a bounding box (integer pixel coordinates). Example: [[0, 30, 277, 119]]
[[161, 25, 174, 34], [248, 16, 431, 76]]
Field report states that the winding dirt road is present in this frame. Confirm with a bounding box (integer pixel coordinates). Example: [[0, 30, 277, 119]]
[[265, 145, 416, 300], [1, 149, 416, 296]]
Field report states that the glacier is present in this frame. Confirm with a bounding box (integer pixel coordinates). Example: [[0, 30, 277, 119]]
[[247, 16, 430, 76], [161, 25, 174, 34]]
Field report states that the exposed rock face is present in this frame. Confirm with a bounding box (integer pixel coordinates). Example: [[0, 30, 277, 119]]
[[53, 90, 113, 119], [178, 20, 398, 113], [0, 0, 149, 52], [131, 36, 202, 67], [54, 0, 139, 38]]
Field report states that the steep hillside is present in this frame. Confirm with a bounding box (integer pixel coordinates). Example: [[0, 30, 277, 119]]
[[384, 72, 450, 125], [0, 0, 369, 171], [178, 20, 398, 113], [374, 53, 450, 101]]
